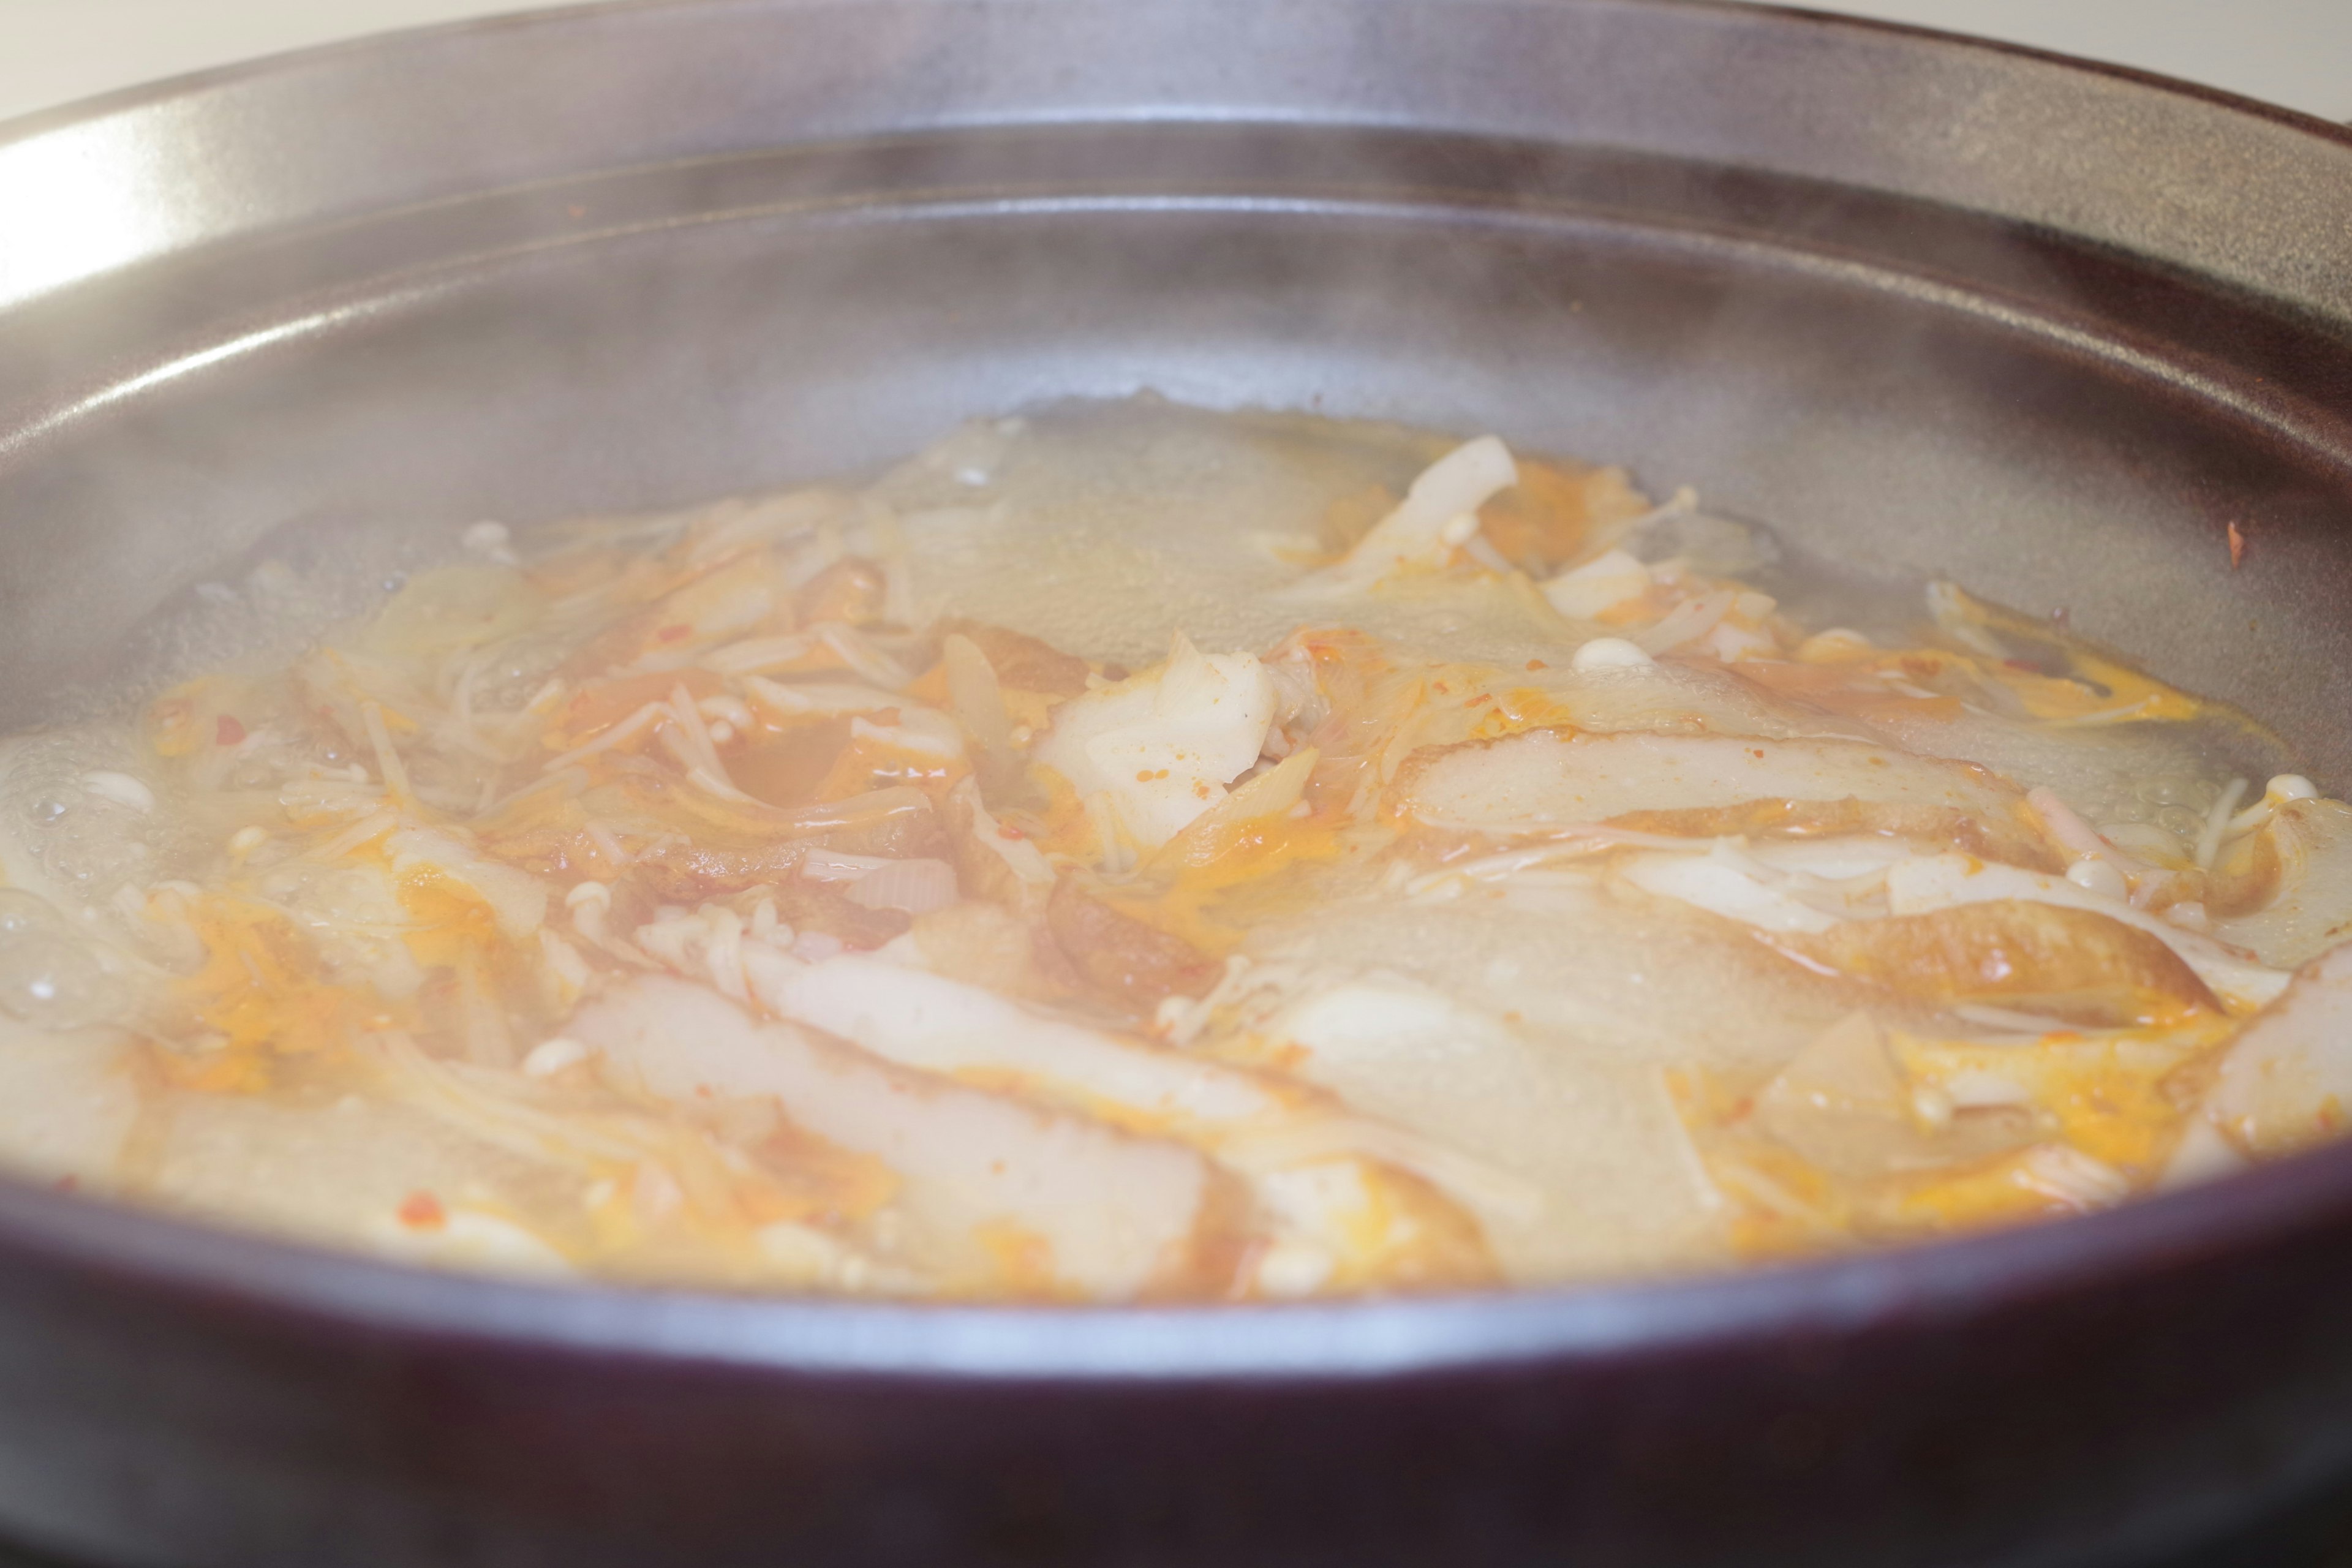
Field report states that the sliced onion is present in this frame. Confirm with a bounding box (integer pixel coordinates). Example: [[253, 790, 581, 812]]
[[1632, 589, 1737, 654], [845, 858, 959, 916], [800, 848, 898, 883], [942, 633, 1016, 764]]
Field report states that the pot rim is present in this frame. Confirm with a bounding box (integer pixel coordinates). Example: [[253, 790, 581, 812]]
[[4, 1122, 2346, 1380], [4, 0, 2350, 153]]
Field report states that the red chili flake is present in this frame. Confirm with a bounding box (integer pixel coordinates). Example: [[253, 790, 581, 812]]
[[655, 624, 690, 643], [1464, 693, 1490, 707], [995, 823, 1027, 841], [2228, 521, 2247, 570], [398, 1192, 447, 1231], [1526, 658, 1548, 671], [214, 715, 247, 746]]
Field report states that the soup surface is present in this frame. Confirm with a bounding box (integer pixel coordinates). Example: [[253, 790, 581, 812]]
[[3, 398, 2348, 1299]]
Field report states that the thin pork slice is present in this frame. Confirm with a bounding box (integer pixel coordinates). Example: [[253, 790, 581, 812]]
[[569, 974, 1216, 1298], [1395, 731, 2038, 860]]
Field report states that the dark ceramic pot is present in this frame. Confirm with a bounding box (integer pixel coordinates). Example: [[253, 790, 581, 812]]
[[1, 3, 2350, 1562]]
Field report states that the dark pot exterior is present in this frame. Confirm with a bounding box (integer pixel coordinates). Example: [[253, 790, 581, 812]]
[[0, 3, 2350, 1563]]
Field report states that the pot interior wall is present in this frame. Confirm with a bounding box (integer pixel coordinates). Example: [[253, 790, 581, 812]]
[[0, 124, 2347, 778]]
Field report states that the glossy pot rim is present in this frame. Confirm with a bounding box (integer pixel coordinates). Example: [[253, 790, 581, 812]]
[[2, 0, 2350, 1383], [4, 1117, 2348, 1381], [7, 0, 2350, 150], [6, 0, 2352, 321]]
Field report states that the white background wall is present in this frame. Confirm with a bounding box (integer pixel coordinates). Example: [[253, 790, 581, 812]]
[[0, 0, 2346, 126]]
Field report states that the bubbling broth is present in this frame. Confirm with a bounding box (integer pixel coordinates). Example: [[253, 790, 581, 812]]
[[2, 397, 2347, 1298]]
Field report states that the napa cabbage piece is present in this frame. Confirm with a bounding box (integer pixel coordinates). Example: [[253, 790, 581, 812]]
[[0, 1019, 138, 1186], [1251, 967, 1725, 1281], [1214, 877, 1872, 1281], [135, 1070, 584, 1279], [1032, 633, 1278, 851]]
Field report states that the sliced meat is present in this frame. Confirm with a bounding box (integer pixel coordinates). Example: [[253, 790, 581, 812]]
[[1771, 900, 2220, 1028], [767, 880, 913, 951], [477, 777, 948, 894], [937, 618, 1091, 698], [1608, 797, 2060, 872], [1046, 875, 1222, 1013], [760, 956, 1510, 1292], [2201, 940, 2352, 1159], [759, 956, 1281, 1131], [941, 778, 1056, 918], [1395, 731, 2037, 857], [570, 974, 1221, 1298], [625, 784, 948, 901], [1885, 854, 2290, 1014]]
